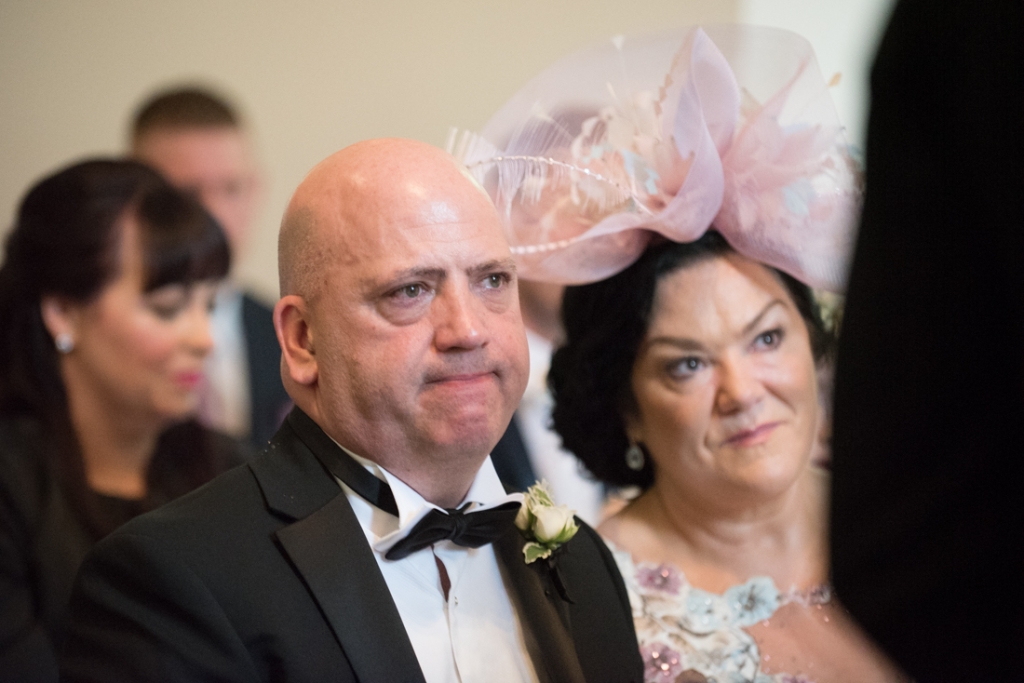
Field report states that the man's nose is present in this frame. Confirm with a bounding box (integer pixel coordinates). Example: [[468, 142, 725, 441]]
[[432, 285, 486, 351]]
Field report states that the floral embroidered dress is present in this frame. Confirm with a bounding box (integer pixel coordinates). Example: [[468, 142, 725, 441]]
[[609, 544, 828, 683]]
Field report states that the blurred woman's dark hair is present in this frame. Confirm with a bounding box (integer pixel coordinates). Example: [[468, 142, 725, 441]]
[[548, 230, 833, 490], [0, 158, 230, 536]]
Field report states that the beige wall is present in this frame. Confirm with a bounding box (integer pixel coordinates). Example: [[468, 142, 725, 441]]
[[0, 0, 739, 302], [739, 0, 896, 150]]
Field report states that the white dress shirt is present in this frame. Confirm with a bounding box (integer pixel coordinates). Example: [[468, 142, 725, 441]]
[[337, 450, 540, 683], [517, 329, 605, 524], [199, 285, 251, 438]]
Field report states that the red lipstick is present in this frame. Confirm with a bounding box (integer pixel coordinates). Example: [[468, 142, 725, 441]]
[[173, 371, 205, 390]]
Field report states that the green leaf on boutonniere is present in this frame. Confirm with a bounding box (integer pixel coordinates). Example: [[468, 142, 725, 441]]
[[523, 542, 554, 563]]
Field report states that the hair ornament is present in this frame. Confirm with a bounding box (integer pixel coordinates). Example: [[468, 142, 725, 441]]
[[450, 25, 860, 291]]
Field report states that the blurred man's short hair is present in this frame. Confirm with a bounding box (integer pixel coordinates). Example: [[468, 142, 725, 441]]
[[131, 87, 240, 144]]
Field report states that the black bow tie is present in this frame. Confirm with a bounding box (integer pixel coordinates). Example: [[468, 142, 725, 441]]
[[289, 410, 521, 561], [383, 502, 522, 560]]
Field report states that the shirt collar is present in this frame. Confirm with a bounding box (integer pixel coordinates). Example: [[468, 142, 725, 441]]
[[332, 441, 523, 555], [209, 284, 244, 336]]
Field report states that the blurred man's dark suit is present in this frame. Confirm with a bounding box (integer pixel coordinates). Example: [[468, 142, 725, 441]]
[[242, 293, 291, 447]]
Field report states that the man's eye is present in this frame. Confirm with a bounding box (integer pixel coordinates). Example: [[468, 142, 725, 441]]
[[221, 181, 244, 198], [482, 273, 510, 289], [399, 284, 424, 298]]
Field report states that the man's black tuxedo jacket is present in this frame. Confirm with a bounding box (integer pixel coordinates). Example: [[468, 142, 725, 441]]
[[241, 294, 291, 449], [60, 409, 643, 683]]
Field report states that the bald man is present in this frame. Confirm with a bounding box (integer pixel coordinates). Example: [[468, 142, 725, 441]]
[[60, 140, 643, 683]]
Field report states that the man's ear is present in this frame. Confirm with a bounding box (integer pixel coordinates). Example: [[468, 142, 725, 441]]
[[275, 295, 318, 386]]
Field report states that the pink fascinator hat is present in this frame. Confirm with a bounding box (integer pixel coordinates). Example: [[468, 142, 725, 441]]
[[449, 26, 859, 291]]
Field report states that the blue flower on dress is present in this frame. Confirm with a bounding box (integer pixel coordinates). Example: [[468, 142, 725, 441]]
[[684, 588, 729, 633], [724, 577, 781, 627], [640, 642, 684, 682]]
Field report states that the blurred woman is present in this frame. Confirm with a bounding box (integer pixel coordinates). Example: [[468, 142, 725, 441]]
[[0, 159, 246, 678]]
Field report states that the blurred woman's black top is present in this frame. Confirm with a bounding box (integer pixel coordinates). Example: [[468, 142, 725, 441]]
[[0, 416, 247, 682]]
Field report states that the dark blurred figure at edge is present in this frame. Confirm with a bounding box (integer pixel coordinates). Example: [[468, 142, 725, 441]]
[[830, 0, 1024, 680], [0, 160, 247, 681]]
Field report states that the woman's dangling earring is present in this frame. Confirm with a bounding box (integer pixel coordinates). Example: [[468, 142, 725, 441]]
[[55, 333, 75, 354], [625, 441, 645, 471]]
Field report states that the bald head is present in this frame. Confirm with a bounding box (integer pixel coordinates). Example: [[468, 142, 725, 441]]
[[273, 138, 528, 506], [279, 138, 492, 301]]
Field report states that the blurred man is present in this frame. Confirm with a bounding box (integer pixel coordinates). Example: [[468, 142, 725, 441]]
[[131, 87, 290, 448]]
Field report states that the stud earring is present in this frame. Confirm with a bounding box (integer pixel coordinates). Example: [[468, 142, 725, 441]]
[[625, 441, 645, 471], [55, 333, 75, 354]]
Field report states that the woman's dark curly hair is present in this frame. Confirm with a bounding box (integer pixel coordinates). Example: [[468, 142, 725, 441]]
[[548, 231, 833, 490]]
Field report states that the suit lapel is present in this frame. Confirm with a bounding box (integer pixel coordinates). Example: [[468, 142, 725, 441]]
[[255, 410, 426, 683], [493, 528, 587, 683], [276, 494, 426, 683]]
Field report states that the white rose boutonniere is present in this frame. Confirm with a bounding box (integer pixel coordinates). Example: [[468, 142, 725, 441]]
[[515, 481, 579, 564]]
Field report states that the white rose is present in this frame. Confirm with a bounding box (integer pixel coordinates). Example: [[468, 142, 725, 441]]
[[514, 502, 532, 532], [532, 504, 578, 544]]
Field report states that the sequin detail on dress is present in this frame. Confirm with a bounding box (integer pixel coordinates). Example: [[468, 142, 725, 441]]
[[609, 543, 831, 683]]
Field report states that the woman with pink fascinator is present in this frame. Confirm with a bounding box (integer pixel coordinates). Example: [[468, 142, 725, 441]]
[[454, 26, 902, 683]]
